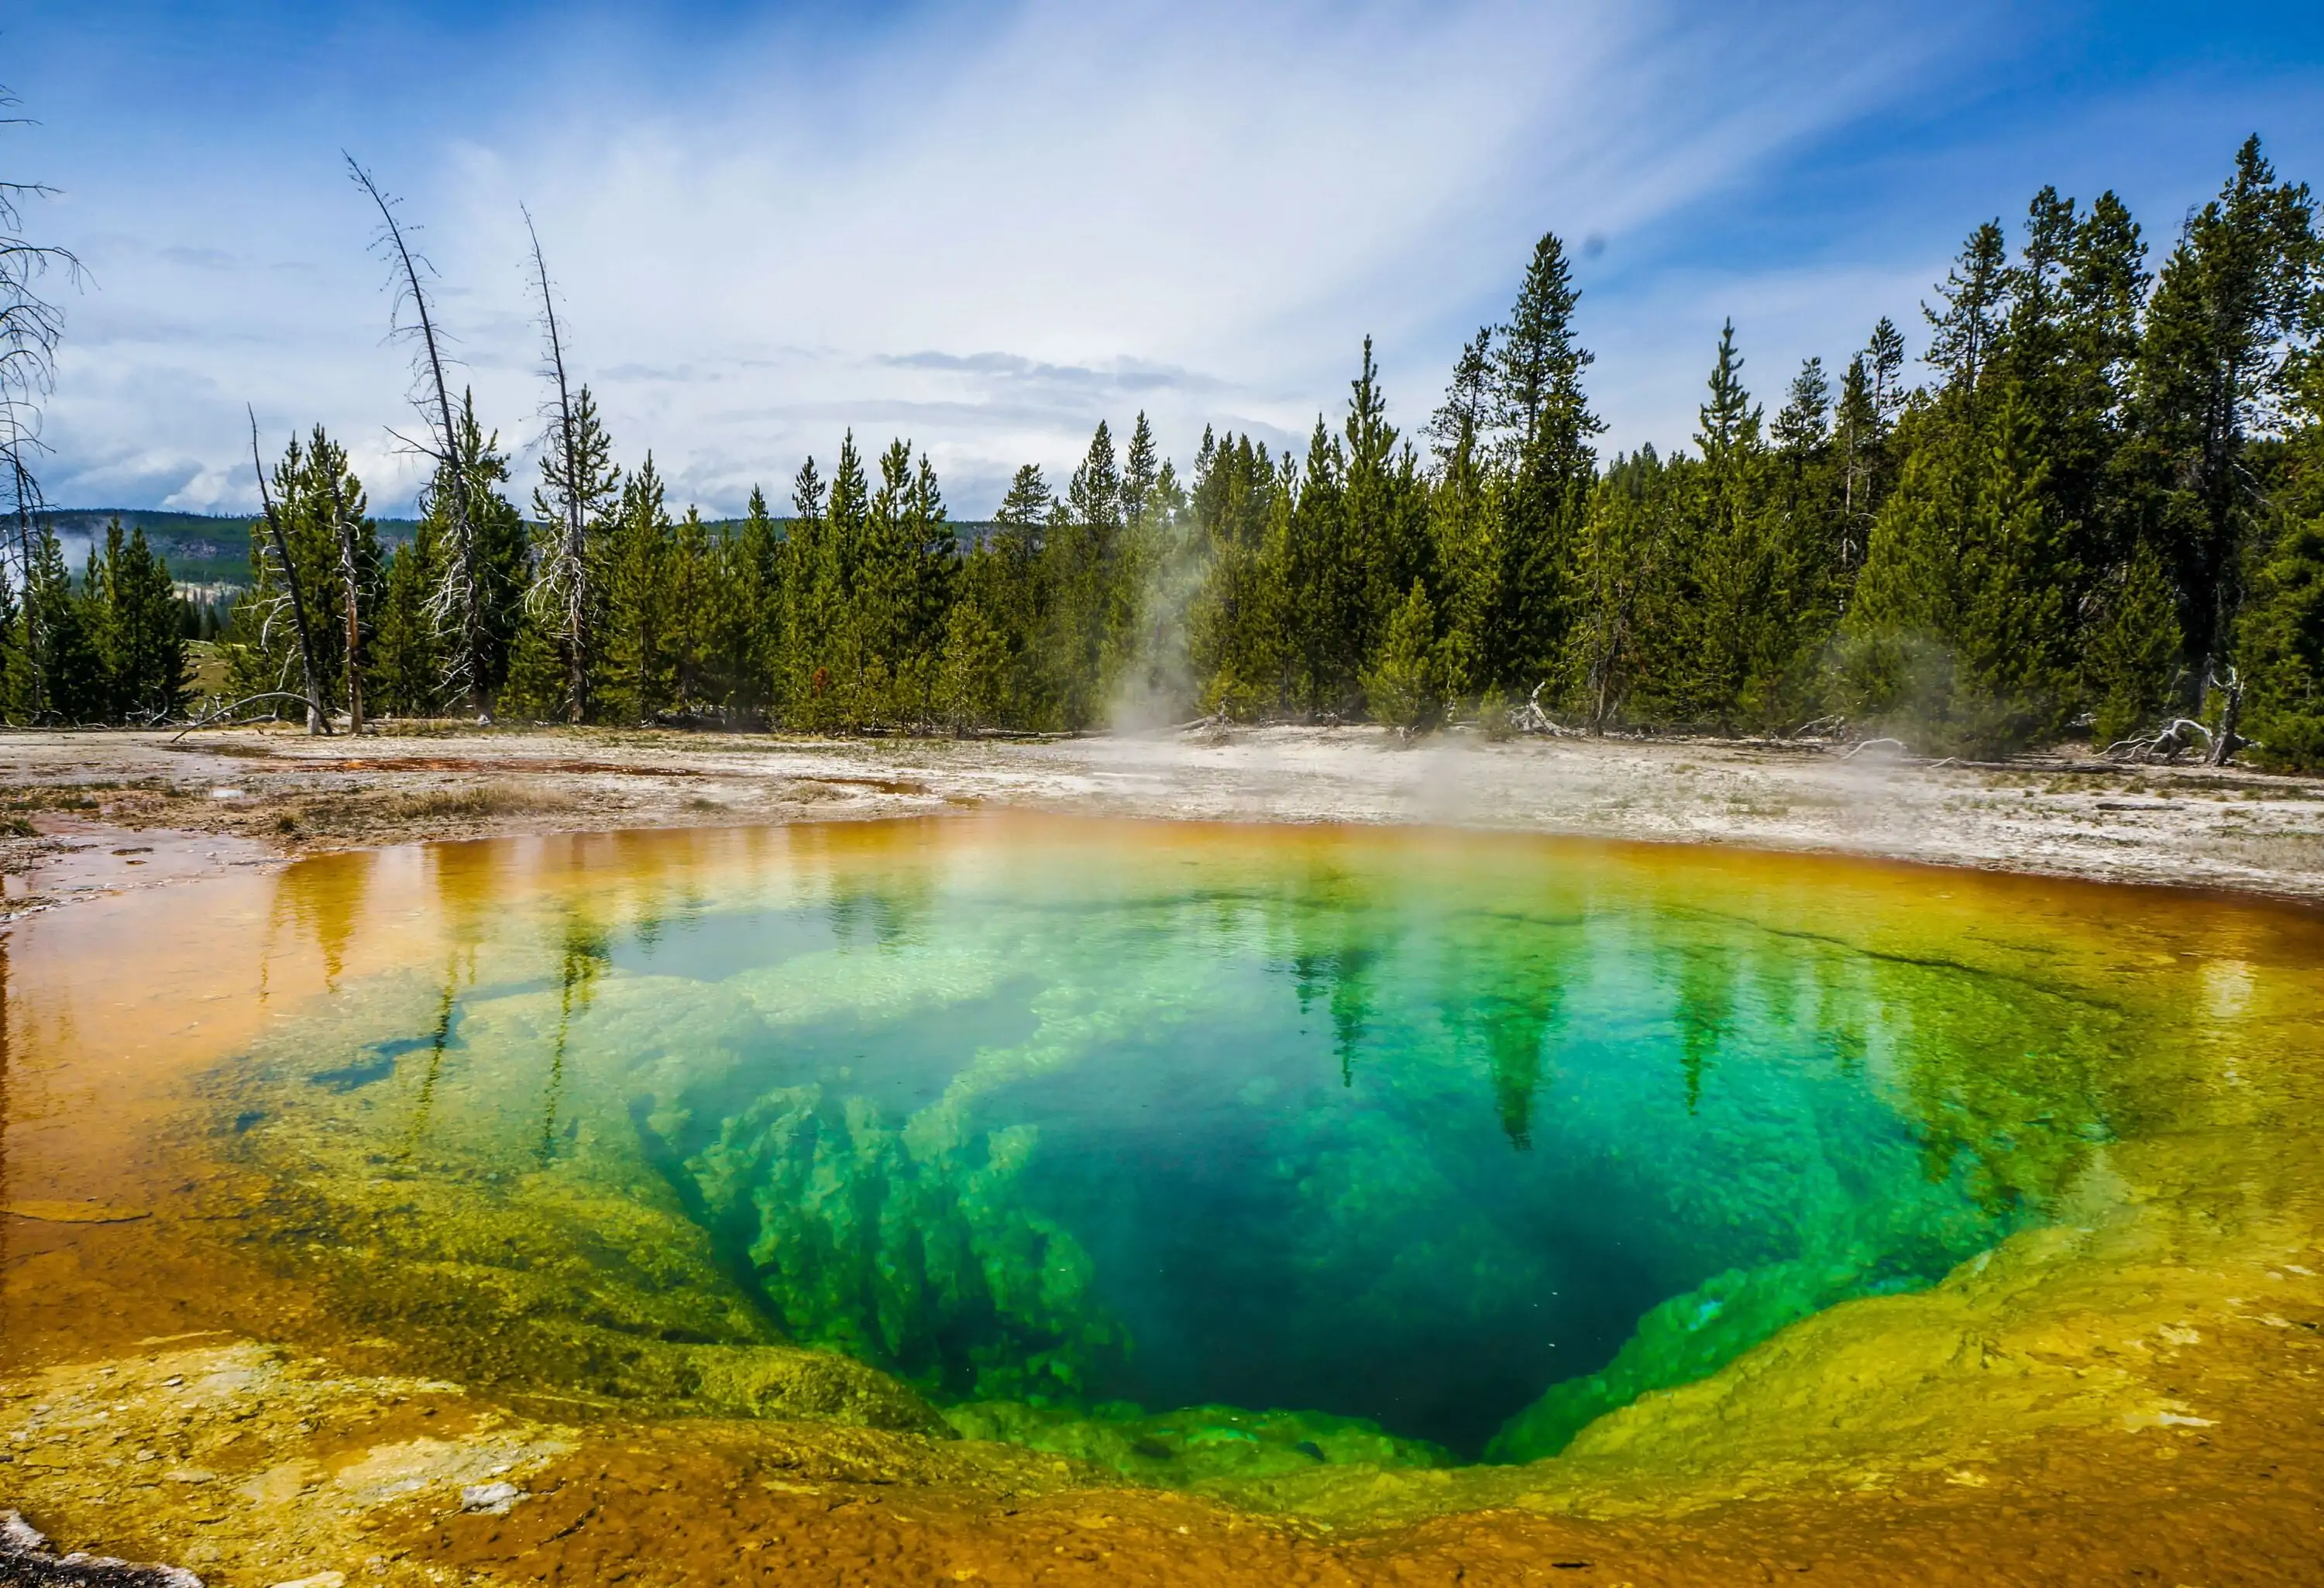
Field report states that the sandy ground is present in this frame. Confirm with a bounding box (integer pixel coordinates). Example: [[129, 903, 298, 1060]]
[[5, 723, 2324, 1586], [5, 720, 2324, 918]]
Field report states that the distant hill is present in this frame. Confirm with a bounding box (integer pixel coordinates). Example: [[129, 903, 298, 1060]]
[[41, 508, 1001, 593], [43, 510, 419, 590]]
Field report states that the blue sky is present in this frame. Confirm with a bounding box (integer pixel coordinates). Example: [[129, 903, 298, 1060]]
[[8, 1, 2323, 518]]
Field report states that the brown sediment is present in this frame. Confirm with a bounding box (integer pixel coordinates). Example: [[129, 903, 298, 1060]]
[[3, 767, 2322, 1583], [4, 1299, 2316, 1586], [277, 757, 710, 777]]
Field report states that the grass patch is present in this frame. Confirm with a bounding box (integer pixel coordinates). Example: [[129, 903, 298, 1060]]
[[2, 789, 101, 813], [272, 782, 584, 839], [391, 783, 581, 821], [2203, 831, 2324, 871]]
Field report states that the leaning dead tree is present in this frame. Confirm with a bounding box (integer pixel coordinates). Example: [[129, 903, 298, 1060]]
[[524, 206, 591, 724], [346, 155, 487, 719], [1514, 680, 1580, 737], [2103, 667, 2252, 766], [2, 84, 83, 724], [323, 436, 363, 734], [249, 408, 329, 735]]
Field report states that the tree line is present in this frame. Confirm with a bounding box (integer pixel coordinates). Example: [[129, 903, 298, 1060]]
[[5, 137, 2322, 768]]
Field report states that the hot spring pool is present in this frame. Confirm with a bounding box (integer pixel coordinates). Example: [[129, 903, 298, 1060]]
[[7, 816, 2322, 1500]]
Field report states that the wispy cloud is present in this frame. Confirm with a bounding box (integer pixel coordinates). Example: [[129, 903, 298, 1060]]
[[14, 0, 2319, 514]]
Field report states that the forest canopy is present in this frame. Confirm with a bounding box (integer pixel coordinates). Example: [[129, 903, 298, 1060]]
[[6, 137, 2324, 768]]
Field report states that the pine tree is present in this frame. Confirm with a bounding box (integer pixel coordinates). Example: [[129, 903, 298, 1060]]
[[1996, 186, 2147, 624], [2085, 543, 2182, 747], [524, 383, 621, 724], [1675, 322, 1778, 728], [668, 504, 720, 714], [419, 393, 528, 717], [22, 524, 100, 722], [370, 523, 444, 718], [1772, 358, 1831, 455], [1486, 232, 1602, 693], [497, 590, 568, 722], [838, 438, 953, 727], [1427, 348, 1497, 706], [1492, 233, 1600, 482], [2130, 136, 2320, 686], [2066, 193, 2150, 414], [1866, 317, 1907, 416], [988, 462, 1055, 725], [2242, 510, 2324, 768], [1344, 339, 1429, 672], [1427, 328, 1494, 470], [1187, 432, 1284, 720], [1565, 449, 1673, 732], [726, 484, 782, 722], [1924, 221, 2012, 397], [1362, 579, 1442, 730], [283, 428, 379, 724], [1843, 388, 2082, 752], [229, 431, 359, 719], [1833, 351, 1894, 577], [1282, 415, 1351, 714], [776, 448, 845, 730], [600, 454, 675, 723], [902, 448, 957, 720], [1766, 357, 1848, 713], [938, 543, 1010, 734], [0, 551, 19, 722], [2239, 362, 2324, 768], [1047, 420, 1125, 727], [89, 519, 188, 721], [1120, 413, 1160, 528], [422, 392, 493, 716]]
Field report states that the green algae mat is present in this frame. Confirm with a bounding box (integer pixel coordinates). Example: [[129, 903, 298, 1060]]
[[8, 815, 2322, 1514]]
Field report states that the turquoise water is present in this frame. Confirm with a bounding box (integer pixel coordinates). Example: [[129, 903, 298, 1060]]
[[208, 821, 2128, 1468]]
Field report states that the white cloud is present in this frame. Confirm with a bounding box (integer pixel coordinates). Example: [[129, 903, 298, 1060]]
[[32, 0, 1965, 516]]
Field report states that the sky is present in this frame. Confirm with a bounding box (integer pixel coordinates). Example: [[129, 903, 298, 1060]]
[[7, 1, 2324, 520]]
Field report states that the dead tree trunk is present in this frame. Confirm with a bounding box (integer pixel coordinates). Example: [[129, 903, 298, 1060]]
[[250, 411, 329, 736], [328, 462, 363, 734], [2208, 665, 2244, 767], [347, 156, 485, 718], [524, 208, 590, 726]]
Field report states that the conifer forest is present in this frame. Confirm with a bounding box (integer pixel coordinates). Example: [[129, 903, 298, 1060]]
[[7, 138, 2324, 770]]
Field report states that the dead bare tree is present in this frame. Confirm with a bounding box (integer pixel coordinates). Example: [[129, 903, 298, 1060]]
[[2104, 718, 2209, 763], [1514, 680, 1578, 737], [1, 85, 84, 723], [325, 445, 363, 734], [249, 410, 329, 735], [524, 206, 591, 724], [2207, 665, 2245, 767], [346, 155, 487, 718]]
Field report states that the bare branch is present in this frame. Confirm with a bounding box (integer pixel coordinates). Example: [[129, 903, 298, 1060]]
[[523, 205, 591, 723], [325, 436, 365, 734], [169, 692, 335, 741], [347, 153, 486, 715], [249, 407, 331, 736], [0, 84, 88, 722]]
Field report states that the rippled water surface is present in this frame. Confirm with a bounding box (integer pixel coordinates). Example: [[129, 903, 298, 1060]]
[[8, 816, 2322, 1483]]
